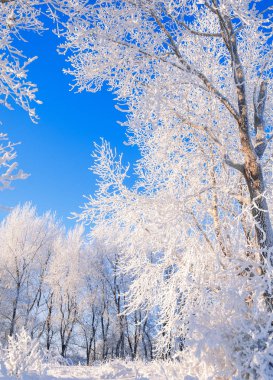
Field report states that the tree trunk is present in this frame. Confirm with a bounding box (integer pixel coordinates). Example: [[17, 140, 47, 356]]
[[9, 281, 20, 336], [244, 160, 273, 261]]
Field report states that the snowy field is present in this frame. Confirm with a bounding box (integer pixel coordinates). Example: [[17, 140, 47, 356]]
[[0, 360, 190, 380]]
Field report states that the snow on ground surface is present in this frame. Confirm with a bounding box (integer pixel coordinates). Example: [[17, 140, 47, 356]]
[[0, 360, 192, 380]]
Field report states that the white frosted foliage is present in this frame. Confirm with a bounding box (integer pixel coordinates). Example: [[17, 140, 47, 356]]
[[1, 328, 44, 378]]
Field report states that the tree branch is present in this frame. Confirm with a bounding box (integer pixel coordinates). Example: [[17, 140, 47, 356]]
[[254, 80, 268, 158], [150, 10, 240, 123], [179, 20, 221, 38], [224, 154, 244, 173]]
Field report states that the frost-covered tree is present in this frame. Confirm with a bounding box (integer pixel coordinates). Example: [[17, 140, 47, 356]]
[[0, 204, 156, 364], [57, 0, 273, 260], [45, 224, 86, 358], [54, 0, 273, 377], [78, 241, 155, 364], [1, 328, 44, 379], [0, 203, 59, 340]]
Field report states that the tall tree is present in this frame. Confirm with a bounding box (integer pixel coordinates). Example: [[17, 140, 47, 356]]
[[0, 203, 58, 339], [54, 0, 273, 377], [46, 225, 86, 357], [56, 0, 273, 259]]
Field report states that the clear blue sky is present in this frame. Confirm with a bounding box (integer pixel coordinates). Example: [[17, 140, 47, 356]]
[[0, 27, 138, 226]]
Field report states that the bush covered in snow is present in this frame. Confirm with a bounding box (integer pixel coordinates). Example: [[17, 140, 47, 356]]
[[0, 329, 44, 378]]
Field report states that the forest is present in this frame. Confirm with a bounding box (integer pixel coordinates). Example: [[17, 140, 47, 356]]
[[0, 0, 273, 379]]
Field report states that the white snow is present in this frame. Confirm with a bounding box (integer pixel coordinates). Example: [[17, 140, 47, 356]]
[[0, 360, 189, 380]]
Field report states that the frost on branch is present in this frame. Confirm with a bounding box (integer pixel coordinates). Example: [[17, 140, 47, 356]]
[[0, 328, 44, 378], [0, 0, 49, 121], [0, 203, 60, 340], [0, 0, 59, 190], [57, 0, 273, 377], [0, 133, 28, 190], [77, 124, 273, 377]]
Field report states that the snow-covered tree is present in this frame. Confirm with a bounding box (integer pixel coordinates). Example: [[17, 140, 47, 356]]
[[57, 0, 273, 259], [1, 328, 44, 379], [78, 241, 155, 364], [0, 204, 157, 364], [0, 203, 59, 340], [53, 0, 273, 377], [45, 224, 86, 358]]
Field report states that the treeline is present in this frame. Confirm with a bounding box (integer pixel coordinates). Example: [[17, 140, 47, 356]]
[[0, 203, 155, 364]]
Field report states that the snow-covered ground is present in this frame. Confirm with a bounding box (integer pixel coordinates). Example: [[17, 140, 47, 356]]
[[0, 360, 191, 380]]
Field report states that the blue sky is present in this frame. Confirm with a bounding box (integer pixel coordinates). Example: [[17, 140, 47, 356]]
[[0, 28, 138, 226]]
